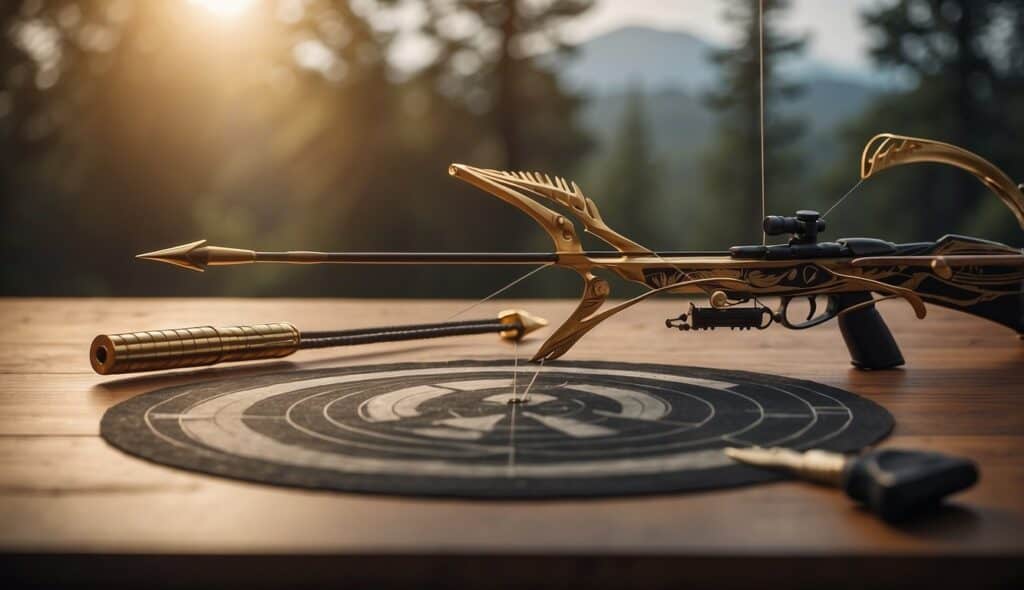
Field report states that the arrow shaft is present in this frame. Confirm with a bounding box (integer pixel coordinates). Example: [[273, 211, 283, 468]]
[[252, 251, 559, 265], [241, 250, 726, 265], [300, 319, 518, 348]]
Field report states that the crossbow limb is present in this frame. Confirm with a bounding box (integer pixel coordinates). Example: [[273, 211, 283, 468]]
[[449, 163, 660, 361], [861, 133, 1024, 230], [448, 164, 648, 253]]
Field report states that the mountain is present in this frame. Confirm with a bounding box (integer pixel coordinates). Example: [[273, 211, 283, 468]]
[[549, 26, 883, 248], [556, 26, 718, 93], [563, 27, 881, 172], [555, 26, 881, 155], [557, 26, 876, 95]]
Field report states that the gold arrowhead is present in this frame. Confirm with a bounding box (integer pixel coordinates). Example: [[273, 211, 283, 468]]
[[136, 240, 209, 272], [497, 309, 549, 341]]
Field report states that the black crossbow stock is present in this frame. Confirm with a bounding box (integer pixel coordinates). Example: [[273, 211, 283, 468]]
[[140, 133, 1024, 369]]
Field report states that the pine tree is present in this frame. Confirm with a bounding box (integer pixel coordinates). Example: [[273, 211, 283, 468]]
[[407, 0, 595, 276], [598, 87, 663, 246], [819, 0, 1024, 243], [418, 0, 593, 172], [700, 0, 806, 248], [0, 0, 596, 297], [0, 1, 400, 295]]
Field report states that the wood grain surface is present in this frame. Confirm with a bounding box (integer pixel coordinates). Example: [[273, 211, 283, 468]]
[[1, 297, 1021, 589]]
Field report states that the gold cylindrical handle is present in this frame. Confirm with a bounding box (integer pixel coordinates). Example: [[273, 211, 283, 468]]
[[90, 323, 300, 375]]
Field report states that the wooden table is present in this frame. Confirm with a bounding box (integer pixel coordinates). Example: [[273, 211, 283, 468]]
[[1, 298, 1022, 589]]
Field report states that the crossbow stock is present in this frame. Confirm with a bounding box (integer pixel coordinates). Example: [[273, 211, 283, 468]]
[[140, 133, 1024, 369]]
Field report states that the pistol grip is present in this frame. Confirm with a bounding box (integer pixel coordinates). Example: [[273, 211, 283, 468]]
[[836, 292, 905, 370]]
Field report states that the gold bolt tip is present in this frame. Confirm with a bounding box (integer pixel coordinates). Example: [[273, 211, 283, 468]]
[[497, 309, 549, 341], [136, 239, 208, 272]]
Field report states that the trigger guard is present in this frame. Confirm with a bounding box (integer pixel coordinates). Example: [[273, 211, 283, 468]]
[[776, 295, 841, 330]]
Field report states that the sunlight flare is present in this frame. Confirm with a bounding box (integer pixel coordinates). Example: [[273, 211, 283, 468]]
[[188, 0, 258, 19]]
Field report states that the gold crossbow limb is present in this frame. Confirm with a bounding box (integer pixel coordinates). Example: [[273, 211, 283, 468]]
[[861, 133, 1024, 229]]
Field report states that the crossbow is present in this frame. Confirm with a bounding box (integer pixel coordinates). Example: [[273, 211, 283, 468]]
[[140, 133, 1024, 370]]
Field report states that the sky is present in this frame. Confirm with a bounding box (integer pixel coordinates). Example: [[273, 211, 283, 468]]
[[383, 0, 889, 77], [567, 0, 885, 75]]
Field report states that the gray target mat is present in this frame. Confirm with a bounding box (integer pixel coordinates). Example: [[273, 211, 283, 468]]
[[101, 360, 893, 498]]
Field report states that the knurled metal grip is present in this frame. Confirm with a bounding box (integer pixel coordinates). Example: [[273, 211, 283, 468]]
[[90, 323, 300, 375]]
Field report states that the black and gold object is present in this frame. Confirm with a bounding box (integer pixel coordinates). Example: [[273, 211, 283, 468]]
[[726, 446, 979, 522], [137, 133, 1024, 369], [90, 310, 547, 375]]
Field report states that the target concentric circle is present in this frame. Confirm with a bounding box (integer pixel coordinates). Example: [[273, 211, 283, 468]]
[[101, 360, 892, 497]]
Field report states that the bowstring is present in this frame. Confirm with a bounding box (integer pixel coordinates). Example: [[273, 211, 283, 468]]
[[519, 357, 545, 404], [444, 263, 553, 321], [759, 0, 767, 246], [821, 178, 866, 220], [507, 393, 518, 476], [445, 263, 552, 409], [511, 338, 519, 401]]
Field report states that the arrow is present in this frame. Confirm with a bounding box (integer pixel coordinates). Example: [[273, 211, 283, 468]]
[[90, 309, 548, 375], [137, 240, 561, 272]]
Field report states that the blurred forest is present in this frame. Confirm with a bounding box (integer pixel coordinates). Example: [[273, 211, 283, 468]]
[[1, 0, 1022, 297]]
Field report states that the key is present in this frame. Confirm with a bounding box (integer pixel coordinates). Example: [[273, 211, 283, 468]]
[[725, 446, 979, 522]]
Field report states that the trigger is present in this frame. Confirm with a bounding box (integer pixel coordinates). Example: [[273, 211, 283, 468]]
[[806, 296, 818, 321]]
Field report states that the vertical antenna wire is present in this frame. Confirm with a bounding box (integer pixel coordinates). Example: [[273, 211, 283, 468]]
[[511, 339, 519, 401], [507, 398, 517, 475], [758, 0, 767, 246], [752, 0, 864, 227]]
